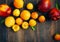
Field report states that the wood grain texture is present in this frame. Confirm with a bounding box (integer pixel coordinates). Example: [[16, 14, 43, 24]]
[[0, 0, 60, 42]]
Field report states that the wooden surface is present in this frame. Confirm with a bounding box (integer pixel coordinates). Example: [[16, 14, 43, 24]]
[[0, 0, 60, 42]]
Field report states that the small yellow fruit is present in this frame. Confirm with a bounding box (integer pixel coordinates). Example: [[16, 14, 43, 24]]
[[12, 24, 20, 32], [16, 18, 23, 25], [27, 3, 33, 10], [5, 16, 15, 27], [14, 0, 24, 8], [22, 22, 29, 29], [31, 12, 38, 19], [29, 19, 36, 26], [20, 10, 30, 20], [13, 9, 20, 17], [38, 15, 46, 23]]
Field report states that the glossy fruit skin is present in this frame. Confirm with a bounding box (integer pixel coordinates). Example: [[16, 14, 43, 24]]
[[38, 15, 46, 23], [12, 24, 20, 32], [27, 3, 33, 10], [5, 16, 15, 27], [13, 9, 20, 17], [38, 0, 51, 12], [16, 18, 23, 25], [29, 19, 36, 26], [31, 12, 38, 19], [22, 22, 29, 29], [20, 10, 30, 20], [49, 8, 60, 21], [0, 4, 11, 17], [14, 0, 24, 8], [54, 34, 60, 40]]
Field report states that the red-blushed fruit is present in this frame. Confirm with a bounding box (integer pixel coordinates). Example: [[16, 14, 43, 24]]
[[0, 4, 11, 17], [54, 34, 60, 40], [38, 0, 51, 12], [49, 8, 60, 21], [59, 10, 60, 14]]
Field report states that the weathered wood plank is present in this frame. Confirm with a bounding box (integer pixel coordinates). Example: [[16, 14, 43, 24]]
[[0, 0, 7, 42], [0, 25, 7, 42]]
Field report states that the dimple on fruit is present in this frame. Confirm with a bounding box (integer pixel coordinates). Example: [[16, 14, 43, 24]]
[[27, 3, 33, 10], [14, 0, 24, 8], [12, 24, 20, 32], [38, 15, 46, 23], [31, 12, 38, 19], [5, 16, 15, 27], [16, 18, 23, 25], [13, 9, 20, 17], [22, 22, 29, 29], [29, 19, 36, 26], [20, 10, 31, 20]]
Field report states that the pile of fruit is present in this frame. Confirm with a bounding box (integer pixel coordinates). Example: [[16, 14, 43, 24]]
[[0, 0, 60, 40], [0, 0, 60, 31], [0, 0, 48, 32]]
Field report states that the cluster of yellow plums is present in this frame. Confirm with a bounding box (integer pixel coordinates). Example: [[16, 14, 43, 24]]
[[5, 0, 46, 32]]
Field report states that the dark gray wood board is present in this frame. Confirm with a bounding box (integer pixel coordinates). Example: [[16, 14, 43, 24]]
[[0, 0, 60, 42]]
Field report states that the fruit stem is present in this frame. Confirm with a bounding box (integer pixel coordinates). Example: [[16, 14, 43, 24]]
[[31, 26, 35, 31]]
